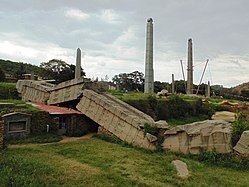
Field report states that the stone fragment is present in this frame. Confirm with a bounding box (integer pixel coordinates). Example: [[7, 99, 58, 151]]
[[163, 120, 232, 154], [146, 133, 157, 143], [154, 120, 170, 129], [234, 130, 249, 158], [172, 160, 189, 179], [211, 111, 236, 122], [157, 89, 168, 96]]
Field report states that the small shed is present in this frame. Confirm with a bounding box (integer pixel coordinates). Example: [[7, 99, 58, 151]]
[[2, 112, 31, 139]]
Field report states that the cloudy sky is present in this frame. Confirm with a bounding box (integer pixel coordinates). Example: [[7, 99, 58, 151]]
[[0, 0, 248, 87]]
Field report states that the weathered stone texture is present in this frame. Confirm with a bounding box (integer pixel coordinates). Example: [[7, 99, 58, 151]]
[[0, 118, 4, 149], [163, 120, 232, 154], [234, 130, 249, 158], [16, 80, 53, 103], [48, 78, 85, 104], [172, 160, 189, 179], [77, 89, 157, 150]]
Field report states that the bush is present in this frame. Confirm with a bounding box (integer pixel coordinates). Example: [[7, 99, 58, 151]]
[[143, 123, 159, 136], [8, 133, 62, 144], [232, 113, 249, 146], [0, 83, 19, 99], [197, 151, 249, 171], [120, 94, 215, 121]]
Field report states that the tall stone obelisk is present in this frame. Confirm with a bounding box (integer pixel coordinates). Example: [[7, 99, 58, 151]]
[[75, 48, 81, 79], [144, 18, 154, 93], [186, 38, 193, 94], [172, 74, 175, 93], [207, 81, 211, 98]]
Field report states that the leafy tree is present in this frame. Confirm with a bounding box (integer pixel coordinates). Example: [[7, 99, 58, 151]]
[[0, 67, 5, 81], [112, 71, 144, 91], [14, 63, 26, 79], [241, 89, 249, 98], [174, 80, 187, 94], [40, 59, 85, 83], [154, 81, 170, 93]]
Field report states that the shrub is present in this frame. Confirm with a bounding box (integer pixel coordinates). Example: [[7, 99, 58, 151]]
[[165, 95, 192, 119], [197, 151, 249, 171], [232, 113, 249, 146], [0, 83, 19, 99], [143, 123, 159, 136]]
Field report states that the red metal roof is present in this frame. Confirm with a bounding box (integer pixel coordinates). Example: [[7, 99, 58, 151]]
[[31, 102, 82, 115]]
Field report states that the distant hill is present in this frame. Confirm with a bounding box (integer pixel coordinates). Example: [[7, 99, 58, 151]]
[[231, 82, 249, 97], [0, 59, 43, 76]]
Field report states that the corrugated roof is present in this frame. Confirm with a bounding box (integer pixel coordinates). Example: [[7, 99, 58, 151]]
[[31, 102, 82, 115]]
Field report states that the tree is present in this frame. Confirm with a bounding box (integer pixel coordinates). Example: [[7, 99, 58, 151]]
[[174, 80, 187, 94], [112, 71, 144, 91], [0, 67, 5, 82], [14, 63, 26, 79], [154, 81, 170, 93], [40, 59, 85, 83]]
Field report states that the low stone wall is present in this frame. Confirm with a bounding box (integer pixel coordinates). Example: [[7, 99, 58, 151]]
[[76, 89, 157, 150], [0, 118, 4, 149]]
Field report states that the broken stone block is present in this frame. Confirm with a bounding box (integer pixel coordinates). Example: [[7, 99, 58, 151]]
[[211, 111, 236, 122], [234, 130, 249, 158], [146, 133, 157, 143], [163, 120, 232, 154]]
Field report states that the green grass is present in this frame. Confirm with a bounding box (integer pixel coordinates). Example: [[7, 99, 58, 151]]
[[8, 133, 63, 145], [0, 99, 40, 115], [0, 82, 16, 90], [1, 138, 249, 186], [167, 115, 210, 126], [0, 99, 26, 104]]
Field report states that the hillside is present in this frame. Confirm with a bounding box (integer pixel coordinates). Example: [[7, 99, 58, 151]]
[[231, 82, 249, 94], [0, 59, 43, 76]]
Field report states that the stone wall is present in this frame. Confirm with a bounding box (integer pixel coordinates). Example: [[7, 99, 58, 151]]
[[30, 111, 53, 134], [0, 118, 4, 149], [3, 112, 31, 140], [76, 89, 157, 150]]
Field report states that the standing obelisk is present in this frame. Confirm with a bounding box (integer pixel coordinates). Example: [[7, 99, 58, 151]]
[[144, 18, 154, 93], [186, 38, 193, 94], [75, 48, 81, 79], [172, 74, 175, 94], [207, 81, 211, 98]]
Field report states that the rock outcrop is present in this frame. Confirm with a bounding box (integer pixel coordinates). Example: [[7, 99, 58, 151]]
[[163, 120, 232, 154], [211, 111, 236, 122], [234, 130, 249, 158]]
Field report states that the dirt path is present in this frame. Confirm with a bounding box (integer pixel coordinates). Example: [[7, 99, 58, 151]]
[[60, 133, 96, 143], [9, 133, 96, 148]]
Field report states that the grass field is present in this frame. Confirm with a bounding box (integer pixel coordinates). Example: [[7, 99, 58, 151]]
[[1, 138, 249, 186]]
